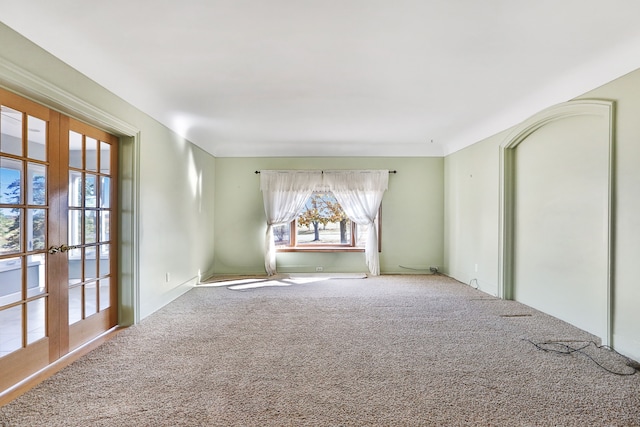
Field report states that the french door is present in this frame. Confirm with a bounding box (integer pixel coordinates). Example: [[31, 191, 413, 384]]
[[0, 88, 118, 393]]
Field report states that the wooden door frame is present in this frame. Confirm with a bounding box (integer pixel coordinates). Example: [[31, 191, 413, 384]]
[[0, 56, 141, 327]]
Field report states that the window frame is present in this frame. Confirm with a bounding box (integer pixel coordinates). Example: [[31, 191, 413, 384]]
[[275, 204, 382, 253]]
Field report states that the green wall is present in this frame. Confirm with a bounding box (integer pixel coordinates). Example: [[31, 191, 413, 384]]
[[213, 157, 443, 275], [444, 130, 506, 295], [444, 68, 640, 360]]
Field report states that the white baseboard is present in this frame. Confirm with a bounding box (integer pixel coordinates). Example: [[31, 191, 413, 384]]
[[613, 334, 640, 362]]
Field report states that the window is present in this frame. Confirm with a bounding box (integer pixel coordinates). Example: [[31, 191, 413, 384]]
[[274, 191, 381, 252]]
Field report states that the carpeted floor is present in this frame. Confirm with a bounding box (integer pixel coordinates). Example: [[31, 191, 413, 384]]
[[1, 274, 639, 426]]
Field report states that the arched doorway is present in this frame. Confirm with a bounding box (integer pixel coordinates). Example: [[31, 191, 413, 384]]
[[498, 100, 614, 345]]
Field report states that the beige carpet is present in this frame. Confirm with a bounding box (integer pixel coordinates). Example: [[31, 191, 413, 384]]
[[1, 275, 639, 426]]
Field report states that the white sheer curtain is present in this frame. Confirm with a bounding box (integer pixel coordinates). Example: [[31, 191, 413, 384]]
[[323, 170, 388, 275], [260, 170, 323, 275]]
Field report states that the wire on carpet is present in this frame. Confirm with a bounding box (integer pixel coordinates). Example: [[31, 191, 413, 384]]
[[524, 339, 638, 376], [398, 265, 431, 272]]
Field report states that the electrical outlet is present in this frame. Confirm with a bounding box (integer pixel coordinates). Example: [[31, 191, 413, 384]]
[[165, 272, 171, 282], [475, 264, 478, 272], [429, 266, 439, 273], [316, 266, 324, 272]]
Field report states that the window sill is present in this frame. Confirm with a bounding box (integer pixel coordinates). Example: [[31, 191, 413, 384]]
[[276, 246, 365, 253]]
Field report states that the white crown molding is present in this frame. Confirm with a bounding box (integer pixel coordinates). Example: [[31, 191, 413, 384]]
[[0, 56, 138, 137]]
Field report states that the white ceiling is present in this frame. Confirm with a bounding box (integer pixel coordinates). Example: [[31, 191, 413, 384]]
[[2, 0, 640, 157]]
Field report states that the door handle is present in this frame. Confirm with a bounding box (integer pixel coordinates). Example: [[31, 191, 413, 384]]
[[48, 244, 81, 254], [59, 244, 80, 253]]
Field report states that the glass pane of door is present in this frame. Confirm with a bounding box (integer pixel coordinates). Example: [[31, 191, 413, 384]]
[[27, 115, 47, 162], [0, 305, 22, 356], [85, 137, 97, 172], [99, 278, 110, 310], [68, 131, 82, 169], [0, 106, 23, 156], [26, 254, 45, 298], [0, 157, 22, 204], [26, 298, 46, 344], [0, 257, 22, 306], [0, 208, 21, 254], [27, 163, 46, 205], [68, 285, 82, 325]]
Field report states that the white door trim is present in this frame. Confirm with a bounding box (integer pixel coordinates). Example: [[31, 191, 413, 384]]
[[498, 99, 614, 345]]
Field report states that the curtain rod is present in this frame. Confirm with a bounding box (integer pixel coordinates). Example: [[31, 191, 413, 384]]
[[254, 170, 397, 174]]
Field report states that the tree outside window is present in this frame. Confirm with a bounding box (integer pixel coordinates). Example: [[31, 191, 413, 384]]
[[274, 191, 378, 250]]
